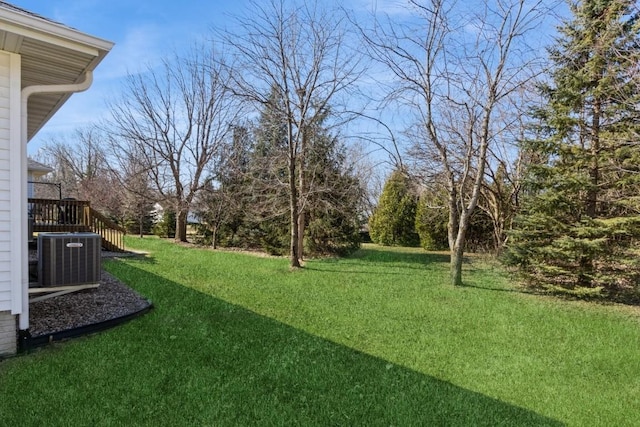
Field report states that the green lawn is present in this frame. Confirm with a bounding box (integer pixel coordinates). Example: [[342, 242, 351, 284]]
[[1, 237, 639, 426]]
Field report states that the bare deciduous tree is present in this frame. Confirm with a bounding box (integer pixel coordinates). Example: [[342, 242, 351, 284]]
[[193, 124, 251, 249], [362, 0, 550, 285], [106, 142, 156, 237], [37, 127, 122, 215], [106, 46, 242, 242], [479, 93, 534, 252], [220, 0, 364, 268]]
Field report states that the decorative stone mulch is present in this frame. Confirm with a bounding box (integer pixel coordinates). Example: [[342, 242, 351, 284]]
[[28, 252, 151, 337]]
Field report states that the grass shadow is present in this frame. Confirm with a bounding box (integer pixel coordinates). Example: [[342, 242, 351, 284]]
[[1, 260, 562, 426], [351, 247, 451, 265], [308, 247, 477, 277], [303, 264, 428, 276], [115, 252, 158, 265], [458, 282, 534, 294]]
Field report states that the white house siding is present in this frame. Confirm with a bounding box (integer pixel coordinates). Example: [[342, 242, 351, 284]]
[[0, 50, 19, 355]]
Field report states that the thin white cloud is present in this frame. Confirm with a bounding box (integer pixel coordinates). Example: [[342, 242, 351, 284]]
[[101, 24, 165, 80]]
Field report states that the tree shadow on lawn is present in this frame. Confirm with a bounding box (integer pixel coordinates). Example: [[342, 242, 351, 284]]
[[458, 282, 529, 294], [307, 247, 452, 275], [309, 248, 489, 278], [310, 249, 535, 297], [2, 261, 562, 427], [114, 251, 159, 265], [351, 247, 452, 265]]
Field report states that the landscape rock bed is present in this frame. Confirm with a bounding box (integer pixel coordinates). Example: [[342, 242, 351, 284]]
[[28, 251, 151, 338]]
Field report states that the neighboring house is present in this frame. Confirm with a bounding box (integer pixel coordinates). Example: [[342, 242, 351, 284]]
[[26, 158, 53, 244], [150, 202, 164, 225], [0, 2, 113, 356], [151, 202, 199, 226], [27, 158, 53, 198]]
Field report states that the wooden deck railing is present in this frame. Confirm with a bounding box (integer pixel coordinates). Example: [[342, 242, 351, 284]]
[[29, 198, 89, 231], [28, 198, 127, 252], [86, 208, 126, 252]]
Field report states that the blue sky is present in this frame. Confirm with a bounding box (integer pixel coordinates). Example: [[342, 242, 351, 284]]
[[12, 0, 258, 153], [11, 0, 563, 160], [12, 0, 405, 155]]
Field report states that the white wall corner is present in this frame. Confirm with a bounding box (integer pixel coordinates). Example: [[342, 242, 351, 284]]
[[8, 52, 26, 328]]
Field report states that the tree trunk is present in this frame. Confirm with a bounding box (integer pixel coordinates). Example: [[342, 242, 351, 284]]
[[587, 99, 600, 218], [449, 188, 464, 286], [212, 201, 223, 250], [493, 218, 504, 254], [289, 157, 301, 268], [451, 221, 469, 286], [297, 123, 307, 260], [451, 242, 465, 286], [297, 210, 305, 261], [175, 210, 188, 242], [447, 185, 458, 251], [290, 196, 301, 268]]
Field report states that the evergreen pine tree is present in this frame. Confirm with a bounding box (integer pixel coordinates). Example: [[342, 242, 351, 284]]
[[369, 169, 420, 247], [193, 125, 252, 248], [506, 0, 640, 298], [247, 86, 291, 254], [243, 86, 364, 256], [304, 131, 363, 256], [415, 189, 449, 251], [416, 186, 496, 252]]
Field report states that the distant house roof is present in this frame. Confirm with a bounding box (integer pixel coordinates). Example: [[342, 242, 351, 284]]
[[27, 158, 53, 178], [0, 2, 114, 141]]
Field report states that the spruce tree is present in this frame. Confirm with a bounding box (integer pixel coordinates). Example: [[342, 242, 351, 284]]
[[506, 0, 640, 298], [416, 187, 496, 252], [303, 131, 363, 256], [415, 189, 449, 251], [247, 86, 291, 254], [243, 86, 364, 256], [369, 169, 420, 247]]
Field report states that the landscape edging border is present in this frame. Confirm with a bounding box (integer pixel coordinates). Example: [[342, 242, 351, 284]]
[[19, 302, 153, 352]]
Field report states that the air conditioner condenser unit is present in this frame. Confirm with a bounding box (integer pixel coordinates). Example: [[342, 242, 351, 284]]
[[38, 232, 102, 287]]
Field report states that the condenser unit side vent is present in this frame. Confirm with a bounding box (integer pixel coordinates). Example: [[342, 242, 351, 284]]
[[38, 233, 102, 287]]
